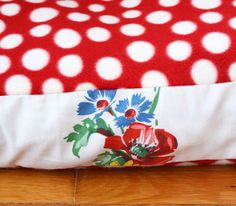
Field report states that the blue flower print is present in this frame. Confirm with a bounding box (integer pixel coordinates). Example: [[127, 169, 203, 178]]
[[77, 90, 116, 119], [114, 94, 154, 127]]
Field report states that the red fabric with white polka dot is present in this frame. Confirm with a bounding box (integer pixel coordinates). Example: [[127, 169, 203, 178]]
[[0, 0, 236, 95]]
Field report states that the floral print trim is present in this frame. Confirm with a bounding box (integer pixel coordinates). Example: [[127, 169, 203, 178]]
[[65, 88, 178, 167], [114, 94, 154, 127], [77, 90, 116, 119]]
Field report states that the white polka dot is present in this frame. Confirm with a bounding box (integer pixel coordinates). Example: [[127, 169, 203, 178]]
[[120, 23, 145, 36], [127, 41, 155, 62], [0, 34, 23, 49], [122, 10, 141, 18], [141, 70, 168, 87], [146, 11, 172, 24], [229, 62, 236, 81], [0, 55, 10, 74], [22, 49, 49, 71], [87, 27, 110, 42], [99, 15, 120, 24], [167, 41, 192, 61], [30, 24, 51, 37], [175, 162, 198, 166], [5, 75, 31, 95], [56, 0, 79, 8], [42, 78, 63, 94], [58, 55, 83, 77], [75, 82, 96, 91], [88, 4, 105, 12], [202, 32, 230, 54], [229, 17, 236, 29], [54, 29, 81, 48], [200, 12, 223, 24], [30, 7, 58, 22], [171, 21, 197, 35], [68, 12, 90, 22], [233, 0, 236, 7], [159, 0, 179, 7], [96, 57, 122, 80], [191, 59, 218, 84], [0, 3, 20, 16], [25, 0, 46, 3], [191, 0, 222, 9], [120, 0, 141, 8], [213, 160, 234, 165], [0, 19, 5, 34]]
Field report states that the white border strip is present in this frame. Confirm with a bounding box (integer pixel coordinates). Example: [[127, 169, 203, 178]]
[[0, 82, 236, 169]]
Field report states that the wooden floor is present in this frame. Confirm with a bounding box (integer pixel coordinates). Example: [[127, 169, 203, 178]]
[[0, 166, 236, 205]]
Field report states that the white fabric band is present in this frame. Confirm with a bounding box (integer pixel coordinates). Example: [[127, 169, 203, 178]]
[[0, 82, 235, 169]]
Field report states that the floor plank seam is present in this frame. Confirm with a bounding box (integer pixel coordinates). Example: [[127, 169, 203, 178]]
[[73, 169, 78, 206]]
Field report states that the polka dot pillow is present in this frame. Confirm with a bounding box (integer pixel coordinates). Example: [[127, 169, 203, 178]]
[[0, 0, 236, 169], [0, 0, 236, 94]]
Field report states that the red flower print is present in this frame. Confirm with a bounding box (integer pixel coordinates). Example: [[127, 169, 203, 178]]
[[105, 122, 178, 166]]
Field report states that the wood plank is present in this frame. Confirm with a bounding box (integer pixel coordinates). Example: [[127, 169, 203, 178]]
[[0, 166, 236, 206], [0, 169, 75, 205], [76, 166, 236, 205]]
